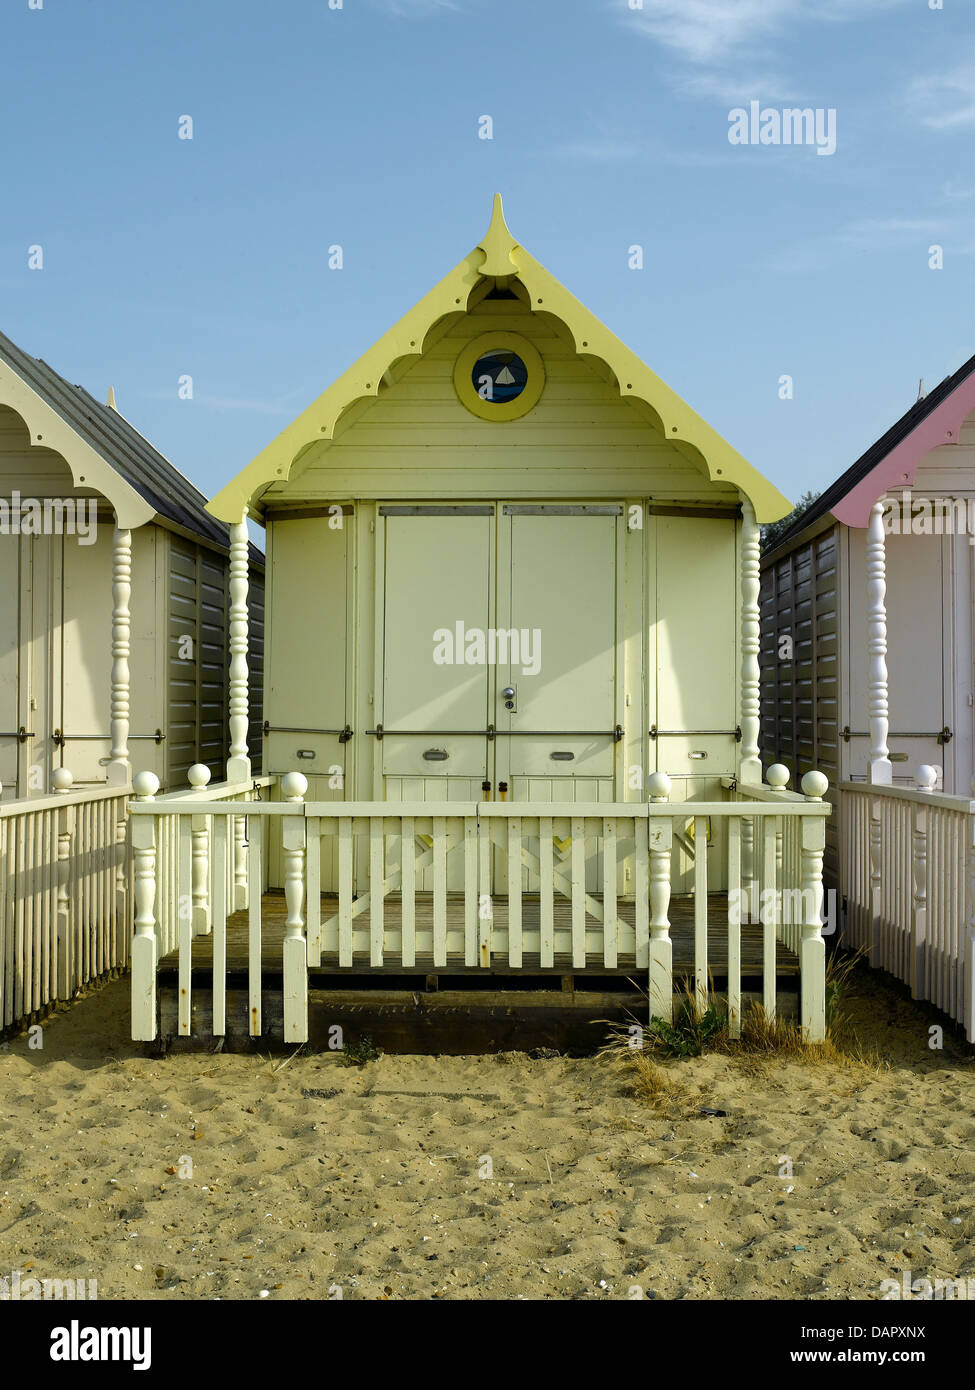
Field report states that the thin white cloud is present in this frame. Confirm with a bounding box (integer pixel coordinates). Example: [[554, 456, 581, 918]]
[[193, 393, 296, 415], [625, 0, 798, 66], [380, 0, 459, 17], [771, 216, 946, 273], [548, 128, 740, 168], [908, 60, 975, 131], [943, 177, 975, 201], [836, 217, 945, 247], [624, 0, 909, 67], [674, 68, 794, 105], [140, 387, 303, 416]]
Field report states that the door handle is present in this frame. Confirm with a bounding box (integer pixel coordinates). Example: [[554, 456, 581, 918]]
[[650, 726, 741, 741]]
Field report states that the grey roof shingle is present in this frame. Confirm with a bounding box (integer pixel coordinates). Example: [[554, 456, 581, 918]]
[[0, 327, 263, 564]]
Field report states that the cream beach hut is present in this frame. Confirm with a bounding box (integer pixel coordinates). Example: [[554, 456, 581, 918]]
[[130, 197, 833, 1049], [0, 329, 265, 796], [0, 328, 267, 1040], [760, 355, 975, 1041]]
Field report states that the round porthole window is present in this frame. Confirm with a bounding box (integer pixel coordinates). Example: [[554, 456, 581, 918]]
[[471, 349, 528, 403], [453, 332, 545, 421]]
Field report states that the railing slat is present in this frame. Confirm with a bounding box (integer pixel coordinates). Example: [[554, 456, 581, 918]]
[[539, 815, 554, 970], [15, 815, 26, 1022], [463, 815, 477, 968], [248, 822, 262, 1036], [338, 818, 353, 967], [694, 815, 708, 1015], [478, 813, 492, 968], [370, 817, 385, 968], [634, 817, 649, 971], [178, 815, 193, 1036], [282, 785, 308, 1044], [130, 773, 159, 1041], [571, 816, 586, 969], [602, 817, 617, 969], [507, 817, 522, 968], [31, 810, 42, 1012], [762, 817, 776, 1020], [211, 817, 228, 1037], [727, 815, 742, 1038], [433, 816, 448, 968], [305, 817, 322, 967], [402, 815, 417, 968], [647, 794, 673, 1022]]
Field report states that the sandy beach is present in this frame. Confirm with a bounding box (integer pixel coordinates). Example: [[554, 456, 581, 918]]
[[0, 968, 972, 1301]]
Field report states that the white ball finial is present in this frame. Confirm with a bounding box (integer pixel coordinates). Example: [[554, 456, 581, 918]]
[[800, 770, 828, 800], [133, 770, 160, 799], [187, 763, 212, 790], [52, 767, 74, 794], [646, 771, 672, 802], [766, 763, 790, 791], [281, 771, 308, 801], [915, 765, 938, 792]]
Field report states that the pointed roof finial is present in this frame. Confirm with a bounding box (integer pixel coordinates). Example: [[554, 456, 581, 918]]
[[107, 386, 118, 411], [478, 192, 519, 278], [917, 378, 926, 402]]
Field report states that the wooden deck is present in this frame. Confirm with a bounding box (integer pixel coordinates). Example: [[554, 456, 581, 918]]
[[157, 890, 799, 981]]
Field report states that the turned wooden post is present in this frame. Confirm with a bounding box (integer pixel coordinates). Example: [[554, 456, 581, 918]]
[[741, 810, 756, 926], [107, 522, 132, 788], [226, 515, 251, 783], [739, 498, 762, 785], [800, 771, 828, 1042], [867, 501, 892, 786], [910, 765, 937, 1000], [233, 813, 248, 911], [115, 812, 128, 964], [647, 772, 673, 1023], [53, 768, 75, 999], [866, 503, 891, 969], [767, 763, 789, 931], [281, 771, 308, 1043], [188, 763, 212, 936], [130, 771, 160, 1041]]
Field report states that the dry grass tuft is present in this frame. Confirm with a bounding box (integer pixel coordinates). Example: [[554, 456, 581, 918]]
[[598, 949, 885, 1104], [630, 1052, 690, 1111]]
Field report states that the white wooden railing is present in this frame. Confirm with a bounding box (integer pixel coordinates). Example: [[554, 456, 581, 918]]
[[0, 771, 130, 1033], [128, 766, 832, 1047], [128, 769, 272, 1032], [841, 768, 975, 1042]]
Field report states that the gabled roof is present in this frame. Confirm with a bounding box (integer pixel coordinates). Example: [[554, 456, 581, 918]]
[[207, 195, 791, 524], [0, 327, 262, 561], [770, 349, 975, 549]]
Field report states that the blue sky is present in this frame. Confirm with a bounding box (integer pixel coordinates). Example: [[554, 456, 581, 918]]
[[2, 0, 973, 513]]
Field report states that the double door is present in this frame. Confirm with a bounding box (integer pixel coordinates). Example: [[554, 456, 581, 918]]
[[379, 504, 619, 803]]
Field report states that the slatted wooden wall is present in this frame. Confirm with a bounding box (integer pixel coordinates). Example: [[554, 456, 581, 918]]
[[760, 526, 840, 884]]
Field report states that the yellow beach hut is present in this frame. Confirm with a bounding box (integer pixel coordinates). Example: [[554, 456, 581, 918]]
[[129, 197, 832, 1051]]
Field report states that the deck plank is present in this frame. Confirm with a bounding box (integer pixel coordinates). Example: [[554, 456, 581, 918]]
[[157, 891, 798, 978]]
